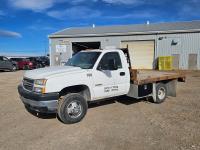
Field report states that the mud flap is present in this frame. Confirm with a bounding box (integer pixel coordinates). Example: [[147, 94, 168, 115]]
[[152, 83, 157, 102], [166, 79, 177, 97]]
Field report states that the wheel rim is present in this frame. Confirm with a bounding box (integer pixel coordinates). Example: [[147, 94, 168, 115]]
[[158, 87, 166, 100], [66, 101, 82, 119]]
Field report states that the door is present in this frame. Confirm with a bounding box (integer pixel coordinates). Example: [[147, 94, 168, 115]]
[[121, 41, 155, 69], [188, 54, 197, 70], [110, 52, 130, 96], [92, 52, 122, 99], [172, 54, 180, 69]]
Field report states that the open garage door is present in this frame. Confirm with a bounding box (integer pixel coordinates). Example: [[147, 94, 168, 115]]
[[72, 42, 101, 54], [121, 41, 155, 69]]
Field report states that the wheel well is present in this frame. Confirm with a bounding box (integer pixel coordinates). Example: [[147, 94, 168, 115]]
[[59, 85, 91, 101]]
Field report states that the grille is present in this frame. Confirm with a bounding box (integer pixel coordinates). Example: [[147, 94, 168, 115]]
[[23, 78, 34, 91]]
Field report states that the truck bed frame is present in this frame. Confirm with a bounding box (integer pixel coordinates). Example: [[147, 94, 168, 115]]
[[130, 69, 186, 85]]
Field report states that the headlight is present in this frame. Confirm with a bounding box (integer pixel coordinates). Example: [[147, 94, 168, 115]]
[[34, 87, 45, 93], [34, 79, 47, 86]]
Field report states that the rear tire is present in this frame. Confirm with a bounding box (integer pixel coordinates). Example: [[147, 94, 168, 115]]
[[57, 93, 88, 124], [155, 83, 167, 104]]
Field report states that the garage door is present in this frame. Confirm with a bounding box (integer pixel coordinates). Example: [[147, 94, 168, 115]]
[[121, 41, 155, 69]]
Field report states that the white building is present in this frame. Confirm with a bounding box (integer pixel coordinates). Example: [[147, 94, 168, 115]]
[[49, 20, 200, 70]]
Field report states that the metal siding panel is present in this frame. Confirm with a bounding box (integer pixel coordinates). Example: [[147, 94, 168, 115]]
[[172, 54, 180, 69], [156, 32, 200, 69], [188, 54, 198, 70]]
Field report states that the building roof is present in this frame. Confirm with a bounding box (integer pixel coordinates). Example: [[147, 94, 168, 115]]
[[49, 20, 200, 38]]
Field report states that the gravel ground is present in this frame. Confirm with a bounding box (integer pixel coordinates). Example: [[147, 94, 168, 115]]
[[0, 70, 200, 150]]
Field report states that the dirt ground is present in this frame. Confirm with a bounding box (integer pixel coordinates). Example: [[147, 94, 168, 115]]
[[0, 70, 200, 150]]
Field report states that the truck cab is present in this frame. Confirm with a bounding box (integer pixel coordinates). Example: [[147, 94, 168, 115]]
[[18, 48, 185, 124]]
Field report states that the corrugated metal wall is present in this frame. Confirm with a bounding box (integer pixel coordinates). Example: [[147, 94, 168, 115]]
[[156, 33, 200, 70], [50, 32, 200, 70]]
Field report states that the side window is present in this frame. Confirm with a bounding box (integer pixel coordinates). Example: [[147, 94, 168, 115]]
[[98, 52, 122, 70], [0, 57, 3, 61]]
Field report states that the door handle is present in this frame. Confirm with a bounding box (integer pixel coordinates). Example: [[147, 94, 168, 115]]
[[120, 72, 125, 76]]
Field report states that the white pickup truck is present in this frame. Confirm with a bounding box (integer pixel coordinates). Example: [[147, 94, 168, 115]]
[[18, 48, 185, 124]]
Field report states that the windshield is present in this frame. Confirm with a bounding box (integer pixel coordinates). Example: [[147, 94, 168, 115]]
[[65, 51, 101, 69]]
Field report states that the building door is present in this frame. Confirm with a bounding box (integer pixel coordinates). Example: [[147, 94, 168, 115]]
[[121, 41, 155, 69], [188, 54, 197, 70], [172, 54, 180, 69]]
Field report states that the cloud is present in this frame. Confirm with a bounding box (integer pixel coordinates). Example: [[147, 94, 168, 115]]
[[69, 0, 143, 5], [106, 11, 155, 19], [8, 0, 93, 12], [8, 0, 62, 12], [102, 0, 141, 5], [47, 6, 101, 20], [0, 30, 22, 38], [27, 25, 56, 31], [178, 0, 200, 18], [69, 0, 142, 5], [70, 0, 92, 4], [8, 0, 144, 12]]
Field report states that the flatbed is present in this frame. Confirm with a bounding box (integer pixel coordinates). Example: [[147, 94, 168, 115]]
[[130, 69, 186, 85]]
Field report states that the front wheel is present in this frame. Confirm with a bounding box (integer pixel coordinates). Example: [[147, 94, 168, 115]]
[[155, 83, 167, 104], [57, 93, 88, 124]]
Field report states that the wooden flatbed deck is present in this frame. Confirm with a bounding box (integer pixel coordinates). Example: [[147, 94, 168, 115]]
[[130, 69, 186, 85]]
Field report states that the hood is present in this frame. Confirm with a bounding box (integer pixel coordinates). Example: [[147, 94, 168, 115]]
[[24, 66, 83, 79]]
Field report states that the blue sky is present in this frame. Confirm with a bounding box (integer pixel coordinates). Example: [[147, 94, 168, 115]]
[[0, 0, 200, 56]]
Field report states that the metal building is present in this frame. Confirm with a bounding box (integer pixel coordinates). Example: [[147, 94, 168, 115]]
[[49, 20, 200, 70]]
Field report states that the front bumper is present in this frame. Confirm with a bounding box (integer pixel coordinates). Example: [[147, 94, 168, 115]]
[[18, 85, 59, 113]]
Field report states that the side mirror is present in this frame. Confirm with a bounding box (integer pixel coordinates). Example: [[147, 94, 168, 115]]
[[108, 59, 118, 70]]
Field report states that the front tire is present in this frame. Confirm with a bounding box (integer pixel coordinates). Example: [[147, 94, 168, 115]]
[[155, 83, 167, 104], [58, 93, 88, 124]]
